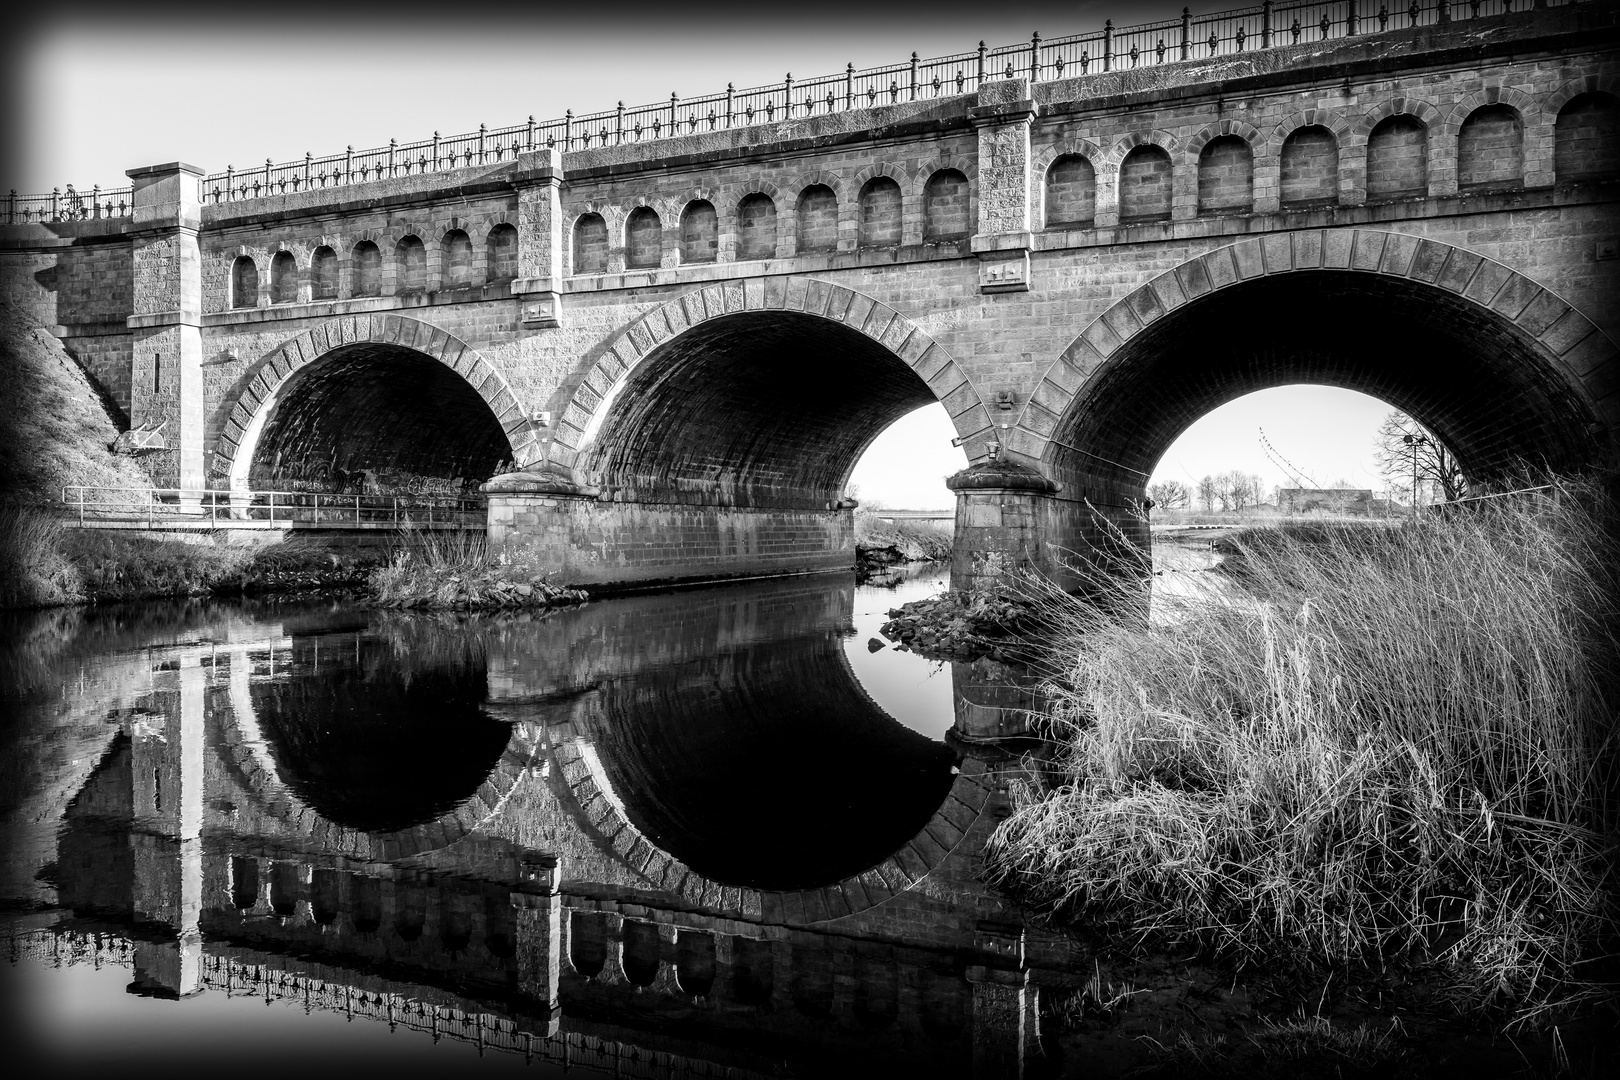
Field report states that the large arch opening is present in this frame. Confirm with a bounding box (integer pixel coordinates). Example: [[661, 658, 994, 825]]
[[582, 311, 941, 508], [244, 342, 512, 492], [1044, 269, 1607, 540]]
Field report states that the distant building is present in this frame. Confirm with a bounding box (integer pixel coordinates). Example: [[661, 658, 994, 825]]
[[1279, 488, 1374, 515]]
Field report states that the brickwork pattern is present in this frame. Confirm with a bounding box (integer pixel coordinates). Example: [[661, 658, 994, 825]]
[[1197, 135, 1253, 213], [396, 235, 428, 292], [679, 201, 718, 264], [735, 194, 777, 258], [443, 230, 475, 287], [1280, 126, 1340, 205], [311, 246, 339, 299], [487, 224, 519, 282], [923, 170, 970, 241], [1458, 104, 1525, 190], [1118, 145, 1173, 222], [625, 207, 662, 269], [573, 214, 608, 273], [231, 255, 258, 308], [353, 241, 381, 296], [1554, 91, 1620, 182], [1366, 115, 1429, 200], [270, 251, 297, 303], [1043, 154, 1095, 226], [859, 178, 903, 246], [796, 185, 839, 253]]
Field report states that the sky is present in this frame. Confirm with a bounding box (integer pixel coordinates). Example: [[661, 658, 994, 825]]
[[3, 0, 1407, 510]]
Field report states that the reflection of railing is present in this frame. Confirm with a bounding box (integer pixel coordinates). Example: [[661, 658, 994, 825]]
[[6, 928, 765, 1079], [61, 485, 485, 529]]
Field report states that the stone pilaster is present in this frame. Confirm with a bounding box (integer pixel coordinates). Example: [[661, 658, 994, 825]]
[[126, 162, 205, 496], [947, 458, 1062, 592], [512, 854, 562, 1036], [970, 79, 1036, 294], [512, 147, 564, 328]]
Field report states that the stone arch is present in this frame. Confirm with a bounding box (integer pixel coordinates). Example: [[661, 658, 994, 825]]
[[1356, 95, 1442, 139], [212, 313, 542, 487], [543, 278, 995, 485], [1545, 73, 1620, 120], [907, 156, 976, 244], [1105, 128, 1180, 166], [567, 201, 617, 274], [214, 637, 544, 862], [1006, 229, 1617, 497], [1266, 107, 1355, 155], [1030, 140, 1104, 230], [1183, 118, 1261, 164], [850, 161, 910, 199], [1443, 86, 1539, 138]]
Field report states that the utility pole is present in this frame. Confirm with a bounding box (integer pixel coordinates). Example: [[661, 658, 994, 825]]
[[1403, 432, 1429, 521]]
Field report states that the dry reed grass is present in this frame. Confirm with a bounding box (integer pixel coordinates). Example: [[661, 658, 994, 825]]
[[986, 480, 1620, 1026]]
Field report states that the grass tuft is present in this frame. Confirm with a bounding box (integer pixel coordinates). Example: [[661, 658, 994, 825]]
[[986, 480, 1620, 1026]]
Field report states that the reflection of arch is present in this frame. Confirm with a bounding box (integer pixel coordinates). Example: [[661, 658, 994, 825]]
[[547, 734, 993, 923], [216, 639, 544, 861], [1008, 230, 1616, 498], [213, 313, 540, 486], [545, 280, 995, 482]]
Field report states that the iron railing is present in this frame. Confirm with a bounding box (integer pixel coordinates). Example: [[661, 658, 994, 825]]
[[7, 0, 1578, 214], [61, 485, 485, 529], [5, 185, 133, 224]]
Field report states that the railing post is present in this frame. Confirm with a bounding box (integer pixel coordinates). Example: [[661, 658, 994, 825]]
[[526, 115, 536, 151], [269, 491, 276, 525], [1103, 20, 1114, 71], [1347, 1, 1359, 34], [564, 110, 573, 149], [343, 146, 353, 185], [432, 130, 441, 169], [91, 184, 101, 219], [355, 493, 361, 525], [51, 187, 60, 222], [264, 158, 272, 195], [1263, 0, 1274, 46], [78, 487, 85, 524], [615, 101, 624, 144], [1438, 0, 1450, 21], [726, 83, 737, 126], [909, 53, 919, 100], [304, 152, 312, 189], [784, 72, 794, 114], [1030, 32, 1041, 82], [394, 496, 399, 528], [977, 40, 987, 88], [387, 139, 397, 178], [670, 92, 678, 136], [478, 123, 487, 164], [844, 65, 855, 110]]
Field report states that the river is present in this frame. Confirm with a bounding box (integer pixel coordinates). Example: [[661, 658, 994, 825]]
[[0, 566, 1077, 1078]]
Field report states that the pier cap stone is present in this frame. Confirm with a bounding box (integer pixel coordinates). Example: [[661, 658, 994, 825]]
[[482, 466, 599, 497], [946, 458, 1059, 493]]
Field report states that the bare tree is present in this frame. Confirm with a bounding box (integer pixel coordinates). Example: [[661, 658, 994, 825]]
[[1148, 480, 1191, 510], [1197, 475, 1218, 511], [1376, 412, 1466, 503]]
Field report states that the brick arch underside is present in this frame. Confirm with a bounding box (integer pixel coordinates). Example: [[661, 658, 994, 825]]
[[1045, 271, 1609, 511], [576, 627, 958, 892], [248, 342, 514, 489], [583, 311, 940, 508]]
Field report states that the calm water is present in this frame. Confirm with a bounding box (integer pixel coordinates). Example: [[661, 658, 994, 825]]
[[1, 567, 1072, 1078]]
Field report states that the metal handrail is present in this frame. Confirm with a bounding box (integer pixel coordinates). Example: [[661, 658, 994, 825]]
[[60, 485, 484, 528], [6, 1, 1571, 211]]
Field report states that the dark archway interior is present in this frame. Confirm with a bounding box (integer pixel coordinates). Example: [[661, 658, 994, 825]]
[[251, 343, 511, 489], [1049, 271, 1604, 509], [586, 311, 939, 507], [251, 633, 511, 834]]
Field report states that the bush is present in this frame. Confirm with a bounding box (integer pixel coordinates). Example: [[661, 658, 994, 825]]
[[986, 480, 1620, 1025]]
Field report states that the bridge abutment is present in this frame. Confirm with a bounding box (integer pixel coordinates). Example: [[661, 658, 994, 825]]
[[485, 469, 855, 589]]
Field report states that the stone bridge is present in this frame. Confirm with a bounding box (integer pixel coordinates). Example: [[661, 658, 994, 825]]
[[5, 0, 1617, 588]]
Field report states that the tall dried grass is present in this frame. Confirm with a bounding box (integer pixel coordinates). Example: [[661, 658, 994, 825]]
[[986, 481, 1620, 1025]]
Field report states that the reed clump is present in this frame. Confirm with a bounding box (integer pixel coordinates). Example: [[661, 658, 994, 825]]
[[368, 532, 587, 610], [986, 481, 1620, 1025]]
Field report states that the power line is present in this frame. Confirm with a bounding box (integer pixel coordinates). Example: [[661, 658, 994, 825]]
[[1258, 428, 1316, 488]]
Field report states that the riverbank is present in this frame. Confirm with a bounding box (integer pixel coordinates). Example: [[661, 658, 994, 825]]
[[986, 481, 1620, 1058]]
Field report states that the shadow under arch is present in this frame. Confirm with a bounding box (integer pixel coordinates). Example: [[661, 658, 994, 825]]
[[1006, 230, 1617, 533], [214, 625, 545, 862], [543, 279, 998, 502], [212, 314, 544, 490]]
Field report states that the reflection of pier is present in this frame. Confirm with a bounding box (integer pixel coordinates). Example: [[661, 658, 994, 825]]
[[19, 578, 1077, 1076]]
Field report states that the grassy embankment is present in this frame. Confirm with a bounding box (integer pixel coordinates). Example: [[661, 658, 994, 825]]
[[987, 484, 1619, 1035], [0, 306, 505, 610]]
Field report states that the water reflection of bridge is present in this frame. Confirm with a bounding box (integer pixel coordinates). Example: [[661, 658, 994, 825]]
[[15, 576, 1075, 1076]]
